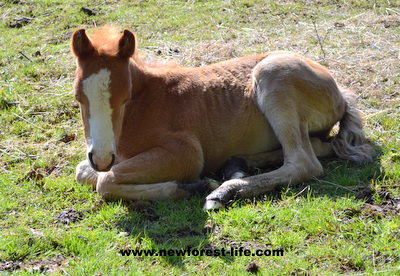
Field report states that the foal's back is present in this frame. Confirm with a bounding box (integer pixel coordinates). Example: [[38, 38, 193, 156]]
[[118, 54, 279, 171]]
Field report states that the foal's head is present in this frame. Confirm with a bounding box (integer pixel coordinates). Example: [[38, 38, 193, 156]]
[[71, 27, 136, 171]]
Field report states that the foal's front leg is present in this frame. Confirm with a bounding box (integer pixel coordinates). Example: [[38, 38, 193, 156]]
[[96, 134, 205, 200], [76, 160, 98, 189]]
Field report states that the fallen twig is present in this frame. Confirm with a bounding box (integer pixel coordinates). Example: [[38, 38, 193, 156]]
[[18, 51, 33, 62], [312, 20, 326, 59]]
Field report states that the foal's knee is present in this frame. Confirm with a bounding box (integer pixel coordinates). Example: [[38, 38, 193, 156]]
[[287, 152, 323, 181], [303, 158, 323, 179], [302, 161, 323, 179]]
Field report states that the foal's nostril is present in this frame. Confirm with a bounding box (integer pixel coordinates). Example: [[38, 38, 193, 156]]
[[88, 152, 98, 171], [88, 152, 115, 172], [110, 153, 115, 166]]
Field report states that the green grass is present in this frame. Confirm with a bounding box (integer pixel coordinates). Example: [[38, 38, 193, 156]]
[[1, 0, 399, 274]]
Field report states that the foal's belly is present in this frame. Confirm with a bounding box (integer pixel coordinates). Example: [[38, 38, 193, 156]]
[[203, 106, 279, 172], [235, 108, 279, 156]]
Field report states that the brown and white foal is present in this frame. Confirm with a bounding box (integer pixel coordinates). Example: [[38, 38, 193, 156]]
[[71, 27, 372, 209]]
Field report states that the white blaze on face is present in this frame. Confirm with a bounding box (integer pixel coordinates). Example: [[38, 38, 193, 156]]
[[82, 69, 115, 160]]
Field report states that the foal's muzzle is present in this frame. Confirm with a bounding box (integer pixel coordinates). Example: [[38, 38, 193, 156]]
[[88, 152, 115, 172]]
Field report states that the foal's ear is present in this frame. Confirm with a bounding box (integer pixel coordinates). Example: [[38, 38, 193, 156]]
[[118, 29, 136, 58], [70, 29, 95, 58]]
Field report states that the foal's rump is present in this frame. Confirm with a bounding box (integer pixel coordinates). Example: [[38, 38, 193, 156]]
[[251, 52, 346, 136], [203, 53, 373, 209], [250, 51, 372, 163]]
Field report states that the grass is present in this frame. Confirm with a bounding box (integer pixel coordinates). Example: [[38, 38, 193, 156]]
[[0, 0, 399, 274]]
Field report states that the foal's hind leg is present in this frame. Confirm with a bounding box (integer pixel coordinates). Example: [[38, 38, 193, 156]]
[[205, 127, 323, 209], [205, 84, 324, 209], [76, 160, 98, 189], [237, 137, 334, 168]]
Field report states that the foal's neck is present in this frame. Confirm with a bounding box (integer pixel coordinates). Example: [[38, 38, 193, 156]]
[[129, 58, 147, 94], [128, 57, 176, 96]]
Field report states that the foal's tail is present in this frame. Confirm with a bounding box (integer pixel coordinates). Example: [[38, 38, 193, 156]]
[[331, 89, 374, 163]]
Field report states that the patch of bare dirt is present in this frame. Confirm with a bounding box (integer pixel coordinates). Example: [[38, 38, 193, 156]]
[[7, 17, 33, 28], [54, 209, 84, 224], [245, 260, 259, 273], [362, 197, 400, 218], [0, 256, 67, 273], [206, 232, 273, 253], [57, 132, 76, 143], [0, 261, 20, 272], [80, 7, 96, 16], [17, 168, 45, 187], [342, 193, 400, 221]]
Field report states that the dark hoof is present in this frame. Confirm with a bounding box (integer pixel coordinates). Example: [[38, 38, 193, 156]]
[[222, 157, 248, 180]]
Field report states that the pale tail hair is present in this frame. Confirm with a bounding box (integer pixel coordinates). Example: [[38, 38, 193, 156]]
[[332, 89, 374, 163]]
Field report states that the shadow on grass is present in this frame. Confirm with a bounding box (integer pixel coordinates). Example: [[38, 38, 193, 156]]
[[114, 145, 384, 267], [114, 196, 235, 267], [304, 144, 385, 201], [241, 142, 386, 201]]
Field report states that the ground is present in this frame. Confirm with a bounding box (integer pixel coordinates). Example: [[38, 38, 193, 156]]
[[0, 0, 399, 274]]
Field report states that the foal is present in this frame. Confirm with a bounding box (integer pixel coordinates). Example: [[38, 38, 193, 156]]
[[71, 27, 372, 209]]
